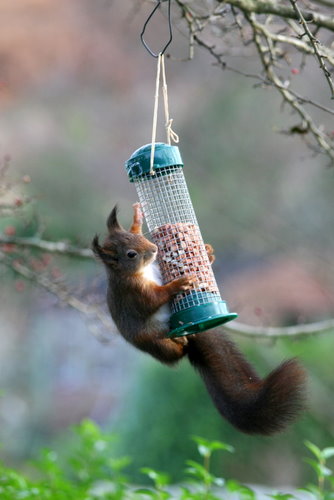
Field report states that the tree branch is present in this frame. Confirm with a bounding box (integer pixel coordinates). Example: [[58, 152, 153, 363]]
[[0, 249, 116, 342], [219, 0, 334, 32], [0, 235, 93, 258], [225, 318, 334, 338], [1, 236, 333, 340]]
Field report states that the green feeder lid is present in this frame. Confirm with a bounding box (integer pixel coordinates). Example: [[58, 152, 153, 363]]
[[125, 143, 183, 181]]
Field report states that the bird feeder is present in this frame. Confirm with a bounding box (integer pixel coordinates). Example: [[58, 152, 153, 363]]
[[125, 143, 237, 337]]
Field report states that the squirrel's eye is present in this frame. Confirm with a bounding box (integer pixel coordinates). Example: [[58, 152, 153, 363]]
[[126, 250, 138, 259]]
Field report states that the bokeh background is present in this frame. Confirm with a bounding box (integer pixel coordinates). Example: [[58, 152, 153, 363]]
[[0, 0, 334, 488]]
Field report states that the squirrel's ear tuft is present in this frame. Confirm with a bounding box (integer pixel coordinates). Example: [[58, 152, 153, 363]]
[[91, 234, 118, 264], [107, 205, 124, 233], [92, 235, 103, 257]]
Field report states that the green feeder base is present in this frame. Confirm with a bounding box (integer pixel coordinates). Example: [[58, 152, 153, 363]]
[[168, 301, 238, 338]]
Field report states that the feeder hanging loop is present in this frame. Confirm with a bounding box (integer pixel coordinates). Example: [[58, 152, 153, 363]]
[[140, 0, 173, 58], [150, 53, 179, 175]]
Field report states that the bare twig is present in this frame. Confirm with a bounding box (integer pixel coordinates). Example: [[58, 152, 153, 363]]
[[289, 0, 334, 98], [312, 0, 334, 6], [246, 11, 334, 164], [173, 0, 334, 163], [253, 18, 334, 67]]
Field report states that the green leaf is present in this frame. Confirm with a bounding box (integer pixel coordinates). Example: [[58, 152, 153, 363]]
[[213, 477, 225, 487], [180, 491, 209, 500], [322, 465, 333, 477], [301, 484, 322, 496], [191, 436, 234, 456], [198, 444, 210, 458], [305, 458, 332, 478], [185, 459, 212, 483], [140, 467, 170, 488], [323, 448, 334, 460], [134, 488, 157, 498], [304, 441, 323, 461], [268, 494, 297, 500], [226, 479, 256, 500], [107, 456, 132, 472]]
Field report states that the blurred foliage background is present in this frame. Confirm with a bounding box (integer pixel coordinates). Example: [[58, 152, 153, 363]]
[[0, 0, 333, 489]]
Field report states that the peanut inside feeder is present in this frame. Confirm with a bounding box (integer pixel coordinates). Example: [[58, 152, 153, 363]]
[[125, 143, 237, 337], [152, 222, 218, 297]]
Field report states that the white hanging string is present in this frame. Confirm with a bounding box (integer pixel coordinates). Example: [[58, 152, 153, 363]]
[[161, 54, 179, 146], [150, 53, 179, 175]]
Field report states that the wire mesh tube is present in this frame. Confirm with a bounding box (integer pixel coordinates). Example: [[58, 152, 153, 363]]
[[125, 143, 237, 337]]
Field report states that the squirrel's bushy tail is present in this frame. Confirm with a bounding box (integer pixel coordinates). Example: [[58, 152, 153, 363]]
[[187, 330, 306, 435]]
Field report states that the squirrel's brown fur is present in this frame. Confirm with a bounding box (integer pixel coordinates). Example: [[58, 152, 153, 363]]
[[92, 204, 306, 435]]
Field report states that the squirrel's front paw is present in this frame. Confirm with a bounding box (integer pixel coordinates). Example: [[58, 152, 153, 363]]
[[175, 275, 197, 291], [205, 243, 215, 264]]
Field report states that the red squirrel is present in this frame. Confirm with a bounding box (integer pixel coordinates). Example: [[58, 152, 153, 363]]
[[92, 203, 306, 435]]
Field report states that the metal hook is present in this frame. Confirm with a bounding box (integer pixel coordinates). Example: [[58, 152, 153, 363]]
[[140, 0, 173, 58]]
